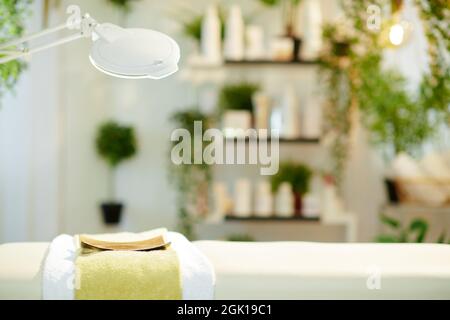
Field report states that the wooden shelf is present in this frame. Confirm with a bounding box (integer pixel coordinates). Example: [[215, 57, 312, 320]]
[[202, 213, 358, 242], [225, 215, 320, 222], [225, 136, 321, 144], [187, 60, 319, 70], [384, 204, 450, 214], [224, 59, 319, 66]]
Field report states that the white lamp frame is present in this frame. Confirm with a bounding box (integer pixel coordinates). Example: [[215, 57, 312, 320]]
[[0, 8, 180, 79], [0, 14, 97, 65]]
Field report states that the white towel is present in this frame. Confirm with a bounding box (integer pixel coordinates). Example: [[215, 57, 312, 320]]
[[42, 234, 77, 300], [42, 232, 215, 300], [168, 232, 216, 300]]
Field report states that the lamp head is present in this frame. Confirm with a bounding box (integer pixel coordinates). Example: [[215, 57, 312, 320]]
[[89, 23, 180, 79]]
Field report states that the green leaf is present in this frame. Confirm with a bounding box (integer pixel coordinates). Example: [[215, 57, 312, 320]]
[[408, 219, 429, 243], [0, 0, 31, 98], [96, 121, 137, 168], [437, 231, 447, 244], [218, 82, 260, 113], [376, 235, 399, 243], [379, 214, 401, 230], [270, 162, 313, 194]]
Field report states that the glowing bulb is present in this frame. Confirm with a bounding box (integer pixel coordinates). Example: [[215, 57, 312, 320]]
[[389, 23, 405, 46]]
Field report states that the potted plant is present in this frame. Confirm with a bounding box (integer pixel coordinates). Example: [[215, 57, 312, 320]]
[[218, 82, 260, 136], [176, 8, 225, 49], [169, 108, 212, 240], [271, 162, 313, 216], [96, 121, 137, 224]]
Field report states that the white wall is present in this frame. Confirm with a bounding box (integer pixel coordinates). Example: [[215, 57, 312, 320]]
[[0, 0, 62, 242], [0, 0, 385, 242]]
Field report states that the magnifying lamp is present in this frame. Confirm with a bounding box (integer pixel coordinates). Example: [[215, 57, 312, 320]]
[[0, 10, 180, 80]]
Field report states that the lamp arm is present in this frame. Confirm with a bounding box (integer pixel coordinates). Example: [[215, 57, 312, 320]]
[[0, 14, 98, 65], [0, 23, 69, 51], [0, 33, 85, 64]]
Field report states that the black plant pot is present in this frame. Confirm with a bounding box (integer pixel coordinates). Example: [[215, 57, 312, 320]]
[[100, 202, 123, 225], [292, 37, 302, 62], [384, 179, 400, 204]]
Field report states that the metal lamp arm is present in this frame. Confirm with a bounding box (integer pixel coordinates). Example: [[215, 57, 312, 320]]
[[0, 14, 98, 65]]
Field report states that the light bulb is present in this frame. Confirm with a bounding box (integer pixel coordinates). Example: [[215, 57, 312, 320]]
[[389, 23, 405, 46]]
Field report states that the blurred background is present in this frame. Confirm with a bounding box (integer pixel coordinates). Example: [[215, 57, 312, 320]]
[[0, 0, 449, 244]]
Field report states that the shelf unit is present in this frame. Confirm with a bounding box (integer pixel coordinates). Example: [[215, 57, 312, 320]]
[[225, 215, 320, 222], [224, 59, 319, 66], [204, 213, 358, 242], [186, 60, 319, 71], [182, 56, 355, 242], [224, 136, 321, 144], [383, 204, 450, 215]]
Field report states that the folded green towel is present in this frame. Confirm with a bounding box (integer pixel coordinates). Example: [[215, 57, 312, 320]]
[[75, 232, 182, 300]]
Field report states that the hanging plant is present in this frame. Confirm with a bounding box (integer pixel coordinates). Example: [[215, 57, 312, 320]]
[[169, 108, 212, 240], [0, 0, 32, 98], [319, 0, 450, 184], [106, 0, 139, 12]]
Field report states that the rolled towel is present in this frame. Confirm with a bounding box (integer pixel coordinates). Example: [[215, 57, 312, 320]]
[[421, 153, 450, 200], [392, 153, 447, 206], [42, 231, 215, 300]]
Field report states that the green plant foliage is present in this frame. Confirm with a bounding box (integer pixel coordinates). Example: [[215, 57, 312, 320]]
[[319, 0, 450, 182], [169, 108, 212, 240], [171, 109, 210, 136], [106, 0, 138, 11], [271, 162, 313, 195], [218, 82, 260, 113], [376, 213, 449, 243], [96, 121, 137, 168], [0, 0, 32, 97], [181, 10, 226, 44], [226, 234, 255, 242], [182, 15, 203, 42], [258, 0, 302, 7], [356, 54, 436, 154]]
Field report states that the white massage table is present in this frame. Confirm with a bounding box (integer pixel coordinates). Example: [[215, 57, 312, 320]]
[[1, 241, 450, 299]]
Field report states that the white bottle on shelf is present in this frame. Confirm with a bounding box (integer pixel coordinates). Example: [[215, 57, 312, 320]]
[[301, 0, 323, 60], [322, 176, 345, 221], [224, 5, 245, 61], [254, 180, 273, 217], [281, 85, 301, 138], [201, 5, 222, 65], [211, 182, 231, 222], [302, 94, 322, 138], [253, 92, 272, 130], [275, 182, 295, 217], [245, 25, 265, 60], [234, 179, 252, 217], [302, 193, 321, 218]]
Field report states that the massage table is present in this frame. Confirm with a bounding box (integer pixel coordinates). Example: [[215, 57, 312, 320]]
[[1, 241, 450, 299]]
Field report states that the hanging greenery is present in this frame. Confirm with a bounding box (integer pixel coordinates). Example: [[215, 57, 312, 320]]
[[169, 108, 212, 240], [0, 0, 32, 98], [106, 0, 139, 12], [319, 0, 450, 183], [96, 121, 138, 200]]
